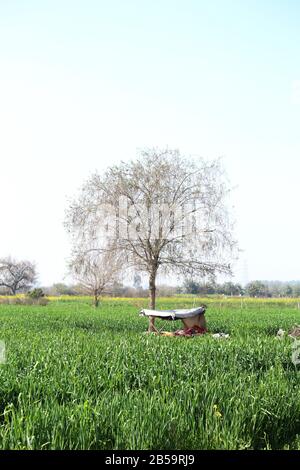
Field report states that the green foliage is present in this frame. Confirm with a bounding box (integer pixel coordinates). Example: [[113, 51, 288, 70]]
[[28, 288, 45, 299], [183, 279, 244, 296], [182, 279, 300, 298], [0, 298, 300, 449], [183, 279, 201, 295], [221, 281, 244, 296], [246, 281, 270, 298], [49, 283, 78, 296]]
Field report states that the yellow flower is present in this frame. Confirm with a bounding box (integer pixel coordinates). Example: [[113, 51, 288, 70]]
[[213, 404, 222, 418]]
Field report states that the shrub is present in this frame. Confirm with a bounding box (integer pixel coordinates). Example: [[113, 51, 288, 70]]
[[28, 288, 45, 299], [0, 295, 48, 306]]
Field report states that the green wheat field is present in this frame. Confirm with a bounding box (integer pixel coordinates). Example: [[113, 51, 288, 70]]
[[0, 296, 300, 450]]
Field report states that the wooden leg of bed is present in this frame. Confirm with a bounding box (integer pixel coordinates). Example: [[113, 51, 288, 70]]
[[148, 316, 159, 333]]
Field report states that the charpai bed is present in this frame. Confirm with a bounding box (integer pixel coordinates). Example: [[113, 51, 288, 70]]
[[139, 306, 206, 320]]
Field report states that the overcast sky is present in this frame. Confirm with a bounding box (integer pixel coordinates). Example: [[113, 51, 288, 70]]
[[1, 0, 300, 286]]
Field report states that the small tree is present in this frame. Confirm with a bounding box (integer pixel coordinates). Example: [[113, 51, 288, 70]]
[[283, 285, 293, 297], [69, 248, 122, 307], [50, 283, 78, 296], [0, 257, 37, 295], [28, 288, 45, 299], [246, 281, 269, 298], [221, 281, 244, 296], [293, 284, 300, 297], [183, 279, 200, 295], [198, 281, 218, 295]]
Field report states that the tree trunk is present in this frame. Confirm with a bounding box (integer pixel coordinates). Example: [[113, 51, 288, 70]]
[[94, 291, 99, 307], [149, 269, 157, 310], [148, 268, 159, 333]]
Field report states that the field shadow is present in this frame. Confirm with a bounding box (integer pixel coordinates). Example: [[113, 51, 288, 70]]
[[251, 414, 300, 449]]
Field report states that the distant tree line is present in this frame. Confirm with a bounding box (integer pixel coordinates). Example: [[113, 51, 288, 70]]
[[182, 279, 300, 298], [41, 282, 179, 298], [2, 257, 300, 299], [40, 280, 300, 298], [182, 279, 244, 296]]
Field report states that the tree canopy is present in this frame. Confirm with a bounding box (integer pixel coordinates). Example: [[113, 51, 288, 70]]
[[66, 148, 237, 308]]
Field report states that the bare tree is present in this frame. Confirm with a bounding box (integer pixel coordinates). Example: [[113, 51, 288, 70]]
[[65, 148, 237, 317], [69, 248, 122, 307], [0, 257, 37, 295]]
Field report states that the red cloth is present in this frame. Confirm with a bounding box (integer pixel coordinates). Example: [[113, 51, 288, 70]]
[[174, 325, 207, 337]]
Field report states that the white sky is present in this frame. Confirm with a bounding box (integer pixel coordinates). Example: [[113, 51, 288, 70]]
[[1, 0, 300, 286]]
